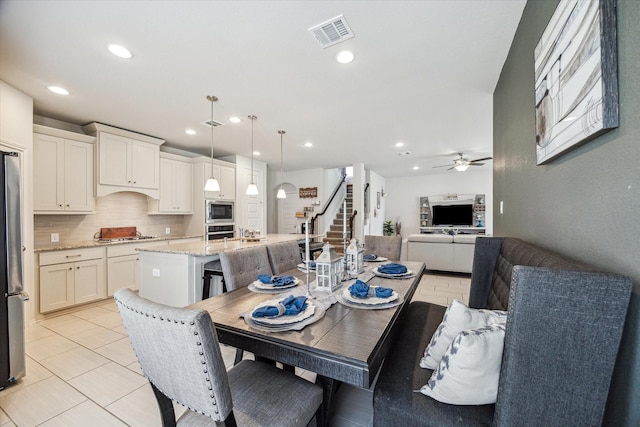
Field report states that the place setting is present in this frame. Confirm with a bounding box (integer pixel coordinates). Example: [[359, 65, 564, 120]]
[[248, 274, 301, 293], [336, 279, 403, 310], [243, 294, 325, 332], [372, 262, 415, 279], [363, 253, 388, 263]]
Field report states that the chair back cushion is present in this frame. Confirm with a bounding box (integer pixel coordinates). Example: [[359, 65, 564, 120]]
[[494, 267, 632, 426], [364, 235, 402, 261], [114, 289, 233, 421], [266, 241, 302, 274], [219, 246, 273, 291]]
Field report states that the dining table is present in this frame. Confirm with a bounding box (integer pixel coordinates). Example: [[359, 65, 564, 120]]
[[189, 260, 426, 425]]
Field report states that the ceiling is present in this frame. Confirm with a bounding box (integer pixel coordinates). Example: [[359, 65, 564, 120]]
[[0, 0, 525, 178]]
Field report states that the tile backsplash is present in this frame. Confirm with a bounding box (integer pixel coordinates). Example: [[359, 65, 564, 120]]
[[34, 192, 187, 247]]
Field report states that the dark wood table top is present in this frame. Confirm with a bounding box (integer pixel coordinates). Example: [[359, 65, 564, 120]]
[[190, 261, 425, 388]]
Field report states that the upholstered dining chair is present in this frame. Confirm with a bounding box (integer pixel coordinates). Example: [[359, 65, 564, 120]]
[[218, 246, 273, 291], [266, 241, 302, 274], [219, 246, 273, 364], [364, 235, 402, 261], [114, 289, 323, 427]]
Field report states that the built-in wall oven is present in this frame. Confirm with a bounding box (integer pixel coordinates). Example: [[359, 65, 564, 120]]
[[206, 200, 234, 224], [207, 224, 235, 241]]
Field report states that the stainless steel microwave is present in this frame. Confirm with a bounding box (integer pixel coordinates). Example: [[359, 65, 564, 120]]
[[206, 200, 234, 224]]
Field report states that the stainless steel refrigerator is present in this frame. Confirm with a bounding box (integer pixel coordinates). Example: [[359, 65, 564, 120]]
[[0, 151, 26, 390]]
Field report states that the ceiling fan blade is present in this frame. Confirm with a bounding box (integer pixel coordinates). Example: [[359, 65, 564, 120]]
[[469, 162, 485, 166], [469, 157, 493, 163], [432, 164, 453, 168]]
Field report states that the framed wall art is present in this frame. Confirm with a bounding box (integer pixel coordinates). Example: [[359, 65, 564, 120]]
[[534, 0, 618, 165]]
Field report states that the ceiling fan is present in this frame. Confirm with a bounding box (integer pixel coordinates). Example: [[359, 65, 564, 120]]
[[432, 153, 493, 172]]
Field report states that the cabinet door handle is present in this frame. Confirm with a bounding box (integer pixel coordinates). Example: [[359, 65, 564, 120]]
[[68, 267, 72, 270], [65, 254, 82, 258], [76, 266, 80, 270], [58, 204, 63, 207], [66, 204, 70, 207]]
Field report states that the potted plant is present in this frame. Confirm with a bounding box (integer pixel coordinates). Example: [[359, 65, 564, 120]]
[[383, 220, 394, 236]]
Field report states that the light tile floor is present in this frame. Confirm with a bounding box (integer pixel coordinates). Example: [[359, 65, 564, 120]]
[[0, 271, 470, 427]]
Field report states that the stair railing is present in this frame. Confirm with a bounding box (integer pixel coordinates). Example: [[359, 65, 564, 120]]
[[310, 173, 347, 235], [349, 210, 358, 240]]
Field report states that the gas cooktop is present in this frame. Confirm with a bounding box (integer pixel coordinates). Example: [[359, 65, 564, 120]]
[[97, 235, 157, 243]]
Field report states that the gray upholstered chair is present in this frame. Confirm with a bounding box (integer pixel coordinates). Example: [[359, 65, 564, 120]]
[[115, 288, 323, 427], [218, 246, 273, 291], [219, 246, 273, 364], [364, 235, 402, 261], [266, 241, 302, 274]]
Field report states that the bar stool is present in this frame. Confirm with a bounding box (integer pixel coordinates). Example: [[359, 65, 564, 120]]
[[202, 259, 226, 300]]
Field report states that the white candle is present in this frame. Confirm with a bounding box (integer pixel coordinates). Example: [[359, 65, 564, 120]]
[[343, 200, 347, 234], [305, 219, 310, 264]]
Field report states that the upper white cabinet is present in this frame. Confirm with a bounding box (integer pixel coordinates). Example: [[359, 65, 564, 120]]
[[83, 122, 164, 199], [204, 161, 235, 201], [33, 125, 95, 214], [148, 152, 193, 214]]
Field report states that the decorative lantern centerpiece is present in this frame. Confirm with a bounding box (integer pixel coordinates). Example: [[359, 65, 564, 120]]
[[315, 243, 342, 292], [346, 238, 364, 275]]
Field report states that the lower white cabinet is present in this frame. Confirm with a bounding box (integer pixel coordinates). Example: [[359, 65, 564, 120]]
[[107, 254, 139, 296], [39, 247, 105, 313]]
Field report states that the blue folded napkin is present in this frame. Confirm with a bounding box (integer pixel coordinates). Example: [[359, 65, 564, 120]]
[[348, 279, 393, 299], [377, 263, 408, 275], [304, 260, 316, 268], [252, 295, 308, 318], [257, 274, 295, 286], [363, 254, 378, 261]]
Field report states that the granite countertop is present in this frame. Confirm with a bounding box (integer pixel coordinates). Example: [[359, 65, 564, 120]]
[[34, 235, 203, 253], [137, 233, 314, 257]]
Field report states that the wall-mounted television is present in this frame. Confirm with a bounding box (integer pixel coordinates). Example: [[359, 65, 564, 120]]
[[432, 204, 474, 226]]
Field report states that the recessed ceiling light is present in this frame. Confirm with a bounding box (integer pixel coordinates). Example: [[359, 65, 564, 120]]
[[336, 50, 355, 64], [185, 129, 196, 135], [47, 86, 69, 95], [395, 142, 404, 147], [305, 142, 313, 147], [253, 151, 261, 156], [229, 116, 241, 123], [413, 166, 420, 170], [107, 44, 133, 59]]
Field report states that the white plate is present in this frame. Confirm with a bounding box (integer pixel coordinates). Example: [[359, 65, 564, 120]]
[[336, 291, 403, 310], [342, 288, 398, 305], [251, 277, 300, 290], [250, 298, 315, 325], [364, 256, 388, 262], [373, 266, 413, 277], [297, 262, 316, 270]]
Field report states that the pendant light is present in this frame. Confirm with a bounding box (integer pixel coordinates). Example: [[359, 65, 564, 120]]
[[277, 130, 286, 199], [204, 95, 221, 192], [246, 115, 259, 195]]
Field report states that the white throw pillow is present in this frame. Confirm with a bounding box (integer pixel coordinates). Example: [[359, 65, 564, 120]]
[[420, 324, 505, 405], [420, 299, 506, 369]]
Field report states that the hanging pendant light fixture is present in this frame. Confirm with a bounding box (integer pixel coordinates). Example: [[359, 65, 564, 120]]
[[204, 95, 221, 192], [246, 115, 259, 195], [277, 130, 286, 199]]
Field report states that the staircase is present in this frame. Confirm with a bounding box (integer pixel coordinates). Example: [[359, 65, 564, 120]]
[[323, 184, 353, 254]]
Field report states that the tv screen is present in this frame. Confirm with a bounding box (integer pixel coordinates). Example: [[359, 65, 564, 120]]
[[432, 204, 473, 226]]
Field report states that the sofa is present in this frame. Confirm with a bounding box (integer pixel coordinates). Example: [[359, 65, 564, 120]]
[[373, 237, 632, 426], [405, 233, 478, 273]]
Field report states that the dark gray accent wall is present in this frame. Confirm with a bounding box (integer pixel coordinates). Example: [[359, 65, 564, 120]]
[[493, 0, 640, 425]]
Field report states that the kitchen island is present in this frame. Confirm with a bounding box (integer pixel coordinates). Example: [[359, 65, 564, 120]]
[[136, 234, 315, 307]]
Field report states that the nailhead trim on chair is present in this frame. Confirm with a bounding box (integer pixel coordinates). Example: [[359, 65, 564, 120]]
[[114, 296, 224, 418]]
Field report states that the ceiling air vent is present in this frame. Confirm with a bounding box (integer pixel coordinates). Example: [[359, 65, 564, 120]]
[[308, 15, 354, 48], [201, 119, 224, 128]]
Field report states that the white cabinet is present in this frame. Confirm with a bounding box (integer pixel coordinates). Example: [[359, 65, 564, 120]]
[[107, 246, 140, 296], [83, 122, 164, 198], [204, 162, 235, 200], [33, 127, 95, 214], [150, 154, 193, 214], [39, 247, 105, 313]]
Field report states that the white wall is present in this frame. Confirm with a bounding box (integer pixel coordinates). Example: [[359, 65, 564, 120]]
[[385, 169, 493, 236], [366, 170, 386, 236]]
